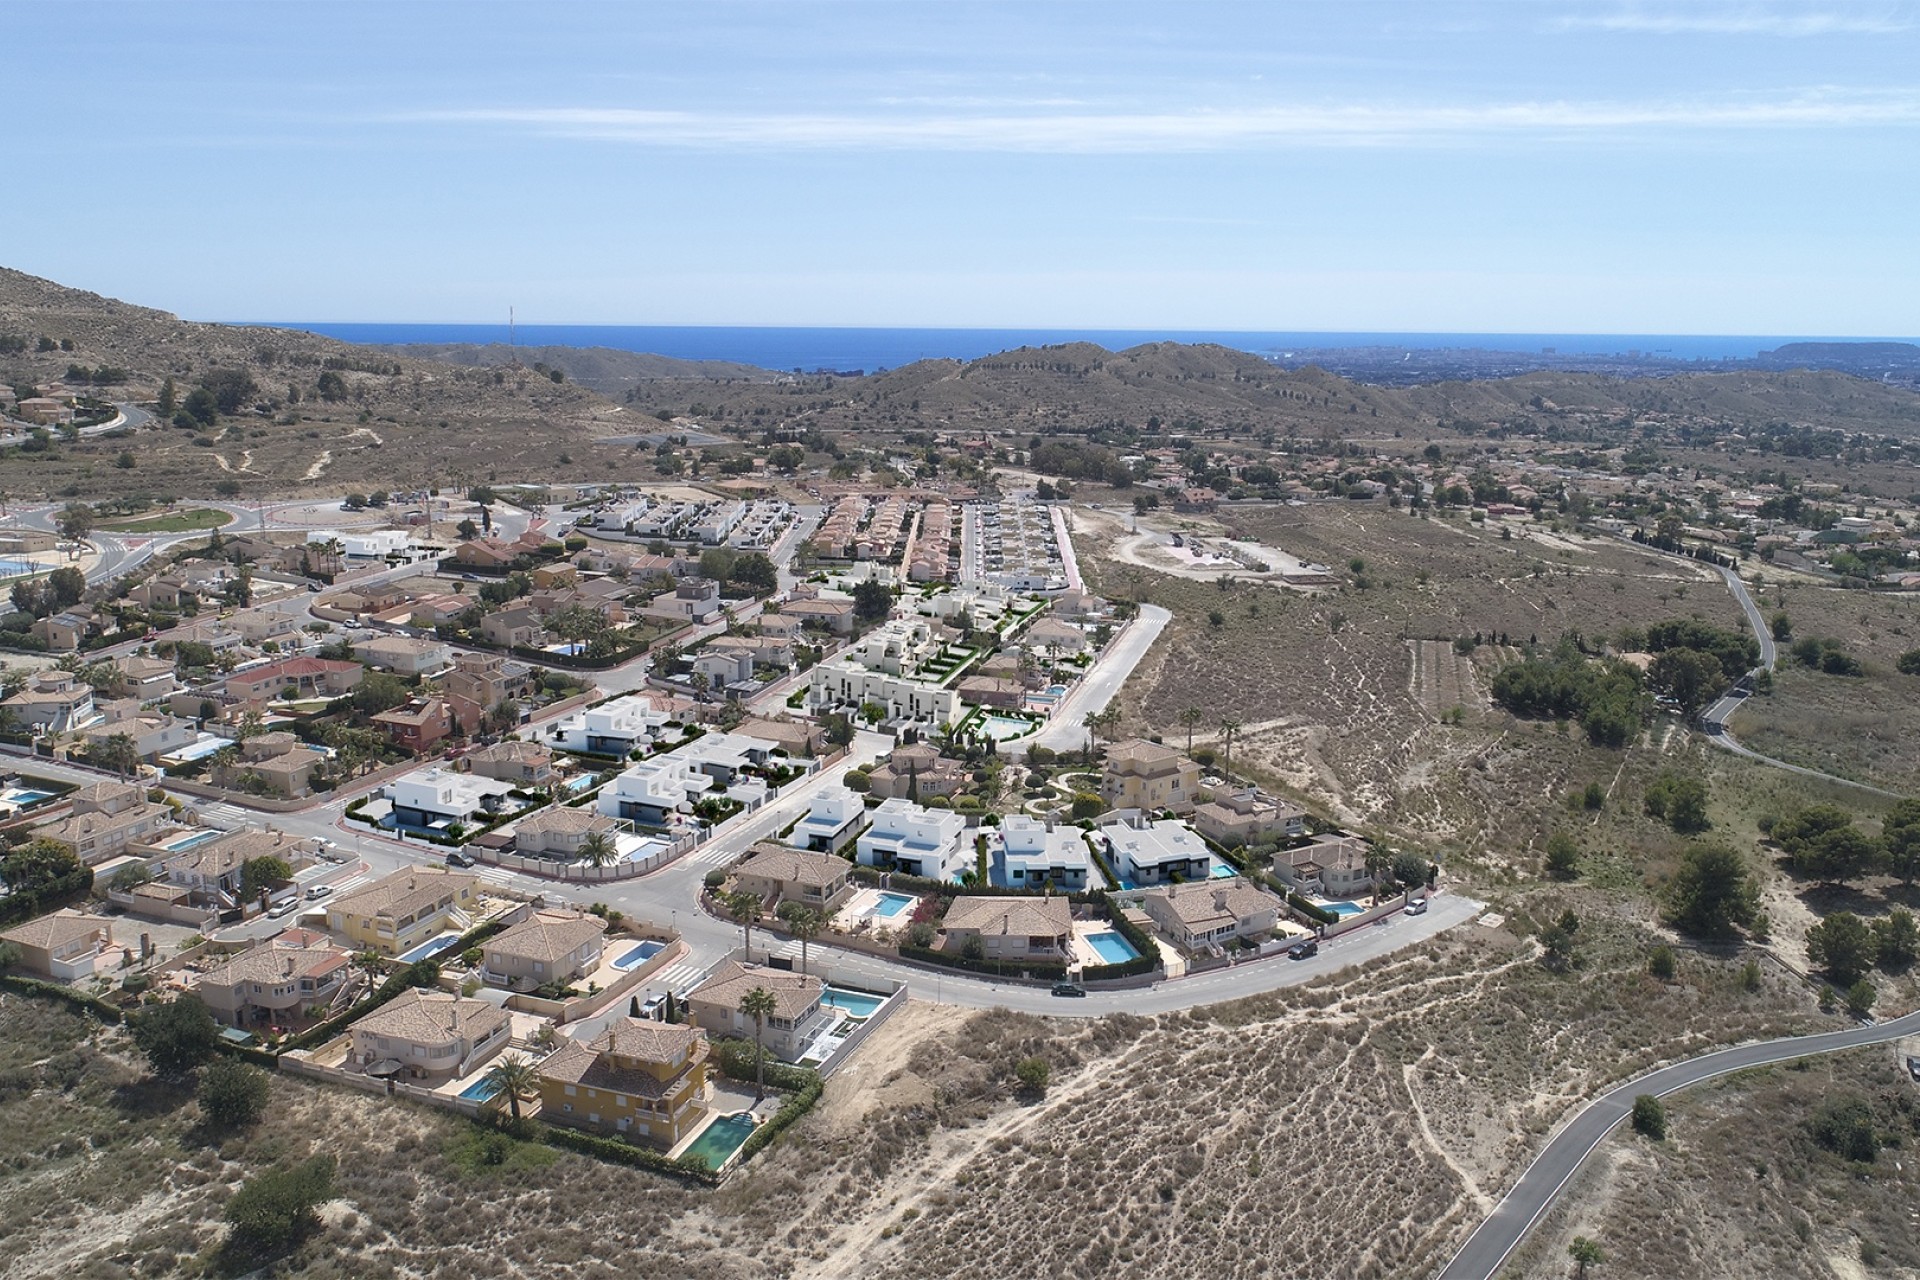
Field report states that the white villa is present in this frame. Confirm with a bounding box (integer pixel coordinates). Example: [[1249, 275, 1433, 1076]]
[[991, 815, 1092, 891], [790, 785, 866, 853], [544, 694, 674, 757], [855, 797, 970, 882], [1100, 817, 1213, 886]]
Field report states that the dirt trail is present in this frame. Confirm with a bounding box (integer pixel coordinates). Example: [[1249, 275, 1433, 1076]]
[[303, 450, 333, 480]]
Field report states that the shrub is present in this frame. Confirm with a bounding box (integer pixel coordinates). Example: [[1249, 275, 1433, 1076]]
[[1014, 1056, 1050, 1094], [1543, 832, 1580, 880], [199, 1056, 272, 1130], [223, 1154, 335, 1260], [1811, 1095, 1878, 1162], [1631, 1094, 1667, 1140], [1648, 944, 1676, 981]]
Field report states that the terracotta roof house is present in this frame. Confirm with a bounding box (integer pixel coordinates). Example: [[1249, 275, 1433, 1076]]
[[0, 909, 113, 981], [371, 698, 455, 753], [537, 1019, 711, 1149], [940, 895, 1071, 961], [865, 744, 967, 801], [1138, 882, 1282, 951], [479, 908, 607, 991], [467, 739, 555, 786], [512, 805, 619, 860], [1192, 790, 1307, 849], [31, 780, 175, 865], [730, 842, 852, 911], [1271, 834, 1375, 899], [194, 933, 352, 1027], [480, 605, 547, 648], [348, 988, 511, 1081], [686, 960, 829, 1062], [1101, 738, 1200, 814], [325, 866, 481, 956], [1023, 618, 1088, 654], [222, 658, 363, 707]]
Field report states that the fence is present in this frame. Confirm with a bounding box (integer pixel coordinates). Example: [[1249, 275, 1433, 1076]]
[[470, 831, 701, 882], [816, 977, 909, 1080]]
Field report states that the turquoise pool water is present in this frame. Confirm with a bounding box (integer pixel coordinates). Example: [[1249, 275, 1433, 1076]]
[[871, 891, 914, 918], [397, 932, 463, 964], [564, 774, 597, 792], [979, 713, 1038, 740], [0, 787, 54, 806], [682, 1112, 755, 1171], [1085, 931, 1141, 964], [822, 986, 885, 1018], [613, 940, 665, 970], [458, 1076, 501, 1102], [156, 828, 223, 852], [1209, 861, 1238, 879], [1322, 900, 1364, 917]]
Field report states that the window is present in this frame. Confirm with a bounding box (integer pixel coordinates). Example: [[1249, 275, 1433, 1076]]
[[563, 1084, 576, 1097]]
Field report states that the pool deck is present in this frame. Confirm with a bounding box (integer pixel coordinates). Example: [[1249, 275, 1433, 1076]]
[[830, 886, 920, 935], [1067, 920, 1136, 969]]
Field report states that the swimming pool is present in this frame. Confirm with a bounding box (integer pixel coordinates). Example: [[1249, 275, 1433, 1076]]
[[682, 1111, 755, 1171], [870, 891, 914, 919], [154, 828, 224, 853], [397, 932, 463, 964], [1321, 900, 1365, 918], [0, 787, 54, 806], [1085, 930, 1142, 964], [564, 774, 597, 792], [457, 1075, 501, 1102], [0, 557, 39, 580], [822, 985, 886, 1018], [978, 713, 1038, 740], [613, 940, 665, 970], [1209, 861, 1238, 879]]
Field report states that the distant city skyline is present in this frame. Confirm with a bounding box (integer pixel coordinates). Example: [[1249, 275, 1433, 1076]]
[[6, 1, 1918, 334]]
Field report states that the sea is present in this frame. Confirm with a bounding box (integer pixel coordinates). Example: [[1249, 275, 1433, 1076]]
[[260, 323, 1912, 376]]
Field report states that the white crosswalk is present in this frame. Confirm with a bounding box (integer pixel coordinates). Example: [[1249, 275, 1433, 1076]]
[[686, 843, 737, 867], [765, 938, 803, 960], [325, 873, 373, 896], [193, 802, 255, 829], [640, 961, 705, 994], [469, 864, 521, 887]]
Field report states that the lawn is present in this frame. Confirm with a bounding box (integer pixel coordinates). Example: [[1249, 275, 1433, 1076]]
[[100, 506, 234, 533]]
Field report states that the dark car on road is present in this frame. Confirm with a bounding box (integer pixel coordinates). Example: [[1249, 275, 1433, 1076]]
[[1051, 982, 1086, 998], [1288, 940, 1319, 960], [445, 851, 476, 869]]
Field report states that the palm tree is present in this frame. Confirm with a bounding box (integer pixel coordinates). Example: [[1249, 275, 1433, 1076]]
[[1218, 717, 1242, 783], [728, 890, 764, 959], [579, 829, 619, 869], [739, 986, 777, 1102], [777, 902, 823, 976], [483, 1053, 539, 1122], [1180, 705, 1204, 758]]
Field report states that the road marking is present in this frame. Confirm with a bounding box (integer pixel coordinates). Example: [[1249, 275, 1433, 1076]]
[[194, 802, 254, 828], [640, 961, 705, 993], [686, 842, 737, 867], [470, 865, 521, 887]]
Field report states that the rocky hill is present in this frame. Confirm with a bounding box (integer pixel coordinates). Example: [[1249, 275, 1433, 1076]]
[[370, 342, 777, 396], [0, 267, 636, 499]]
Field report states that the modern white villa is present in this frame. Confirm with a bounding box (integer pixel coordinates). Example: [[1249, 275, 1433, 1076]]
[[855, 797, 970, 882], [1100, 816, 1214, 886], [991, 815, 1092, 890]]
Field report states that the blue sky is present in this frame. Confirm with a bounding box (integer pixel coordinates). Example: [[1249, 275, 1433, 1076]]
[[5, 0, 1917, 333]]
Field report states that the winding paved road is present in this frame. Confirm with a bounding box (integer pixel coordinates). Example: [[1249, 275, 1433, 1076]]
[[1437, 1006, 1920, 1280]]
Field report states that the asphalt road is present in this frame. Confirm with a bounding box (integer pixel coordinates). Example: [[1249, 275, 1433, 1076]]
[[1026, 603, 1171, 756], [1437, 1005, 1920, 1280]]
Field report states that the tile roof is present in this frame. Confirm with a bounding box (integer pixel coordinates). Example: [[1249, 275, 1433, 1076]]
[[200, 939, 348, 989], [330, 867, 476, 921], [352, 987, 507, 1046], [539, 1019, 707, 1099], [734, 843, 849, 889], [514, 806, 615, 837], [484, 910, 606, 966], [942, 894, 1071, 938], [0, 908, 105, 951], [690, 960, 824, 1022]]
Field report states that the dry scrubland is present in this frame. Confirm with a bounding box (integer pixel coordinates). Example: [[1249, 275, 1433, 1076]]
[[1081, 502, 1745, 854], [0, 914, 1838, 1280], [1735, 581, 1920, 794], [1507, 1047, 1920, 1280]]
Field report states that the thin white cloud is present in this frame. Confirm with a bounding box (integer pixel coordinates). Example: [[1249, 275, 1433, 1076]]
[[1561, 8, 1912, 35], [406, 89, 1920, 152]]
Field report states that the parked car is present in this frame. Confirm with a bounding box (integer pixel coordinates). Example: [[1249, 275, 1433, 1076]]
[[1050, 981, 1087, 998], [1288, 940, 1319, 960], [445, 851, 476, 869], [1404, 898, 1429, 916], [266, 900, 299, 919], [305, 884, 333, 900]]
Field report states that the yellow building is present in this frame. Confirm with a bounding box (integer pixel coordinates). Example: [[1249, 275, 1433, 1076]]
[[1100, 738, 1202, 814], [537, 1019, 711, 1149], [324, 866, 481, 956]]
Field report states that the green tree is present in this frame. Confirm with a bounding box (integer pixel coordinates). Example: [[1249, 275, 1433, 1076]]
[[240, 855, 293, 897], [1898, 649, 1920, 676], [1643, 771, 1710, 834], [1543, 831, 1580, 881], [1769, 612, 1792, 641], [728, 890, 763, 958], [483, 1053, 540, 1122], [1646, 647, 1727, 721], [1870, 908, 1918, 969], [1569, 1237, 1605, 1278], [1014, 1056, 1050, 1095], [1219, 716, 1242, 782], [1773, 805, 1882, 886], [347, 671, 412, 717], [1069, 791, 1105, 821], [578, 829, 619, 868], [157, 376, 177, 415], [55, 502, 95, 541], [198, 1056, 272, 1130], [1390, 850, 1429, 891], [851, 579, 893, 621], [223, 1154, 335, 1260], [1845, 977, 1877, 1019], [1663, 841, 1759, 938], [1179, 704, 1204, 757], [1631, 1094, 1667, 1140], [131, 996, 219, 1077], [1880, 798, 1920, 887], [1648, 944, 1677, 980], [84, 732, 143, 777], [776, 901, 823, 976], [1806, 912, 1876, 985], [1, 838, 83, 895], [739, 986, 777, 1102], [1810, 1095, 1878, 1162]]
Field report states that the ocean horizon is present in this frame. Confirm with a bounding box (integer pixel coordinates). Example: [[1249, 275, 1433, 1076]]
[[242, 322, 1917, 376]]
